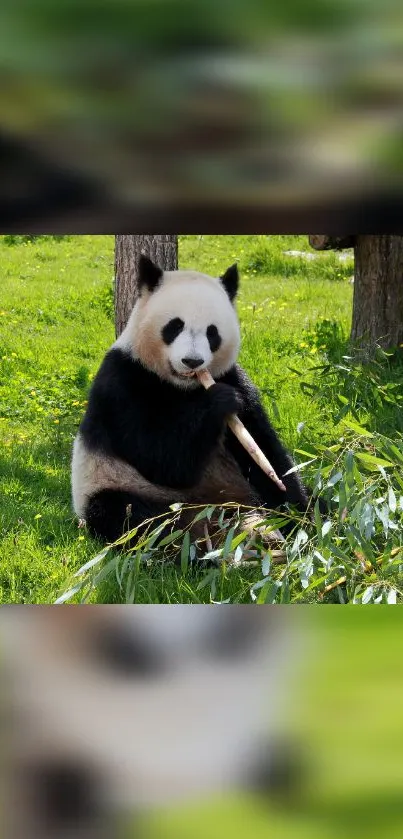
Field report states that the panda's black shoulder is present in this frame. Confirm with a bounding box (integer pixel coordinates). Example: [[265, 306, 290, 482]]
[[79, 349, 134, 443], [82, 349, 143, 417], [79, 349, 155, 449], [91, 347, 141, 392], [89, 347, 169, 398]]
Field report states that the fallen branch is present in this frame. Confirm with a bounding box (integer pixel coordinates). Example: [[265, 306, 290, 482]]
[[197, 369, 286, 492]]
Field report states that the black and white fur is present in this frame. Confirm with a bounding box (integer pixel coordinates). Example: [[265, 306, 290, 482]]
[[72, 256, 309, 546]]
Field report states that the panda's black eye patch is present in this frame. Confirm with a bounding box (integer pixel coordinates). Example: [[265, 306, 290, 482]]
[[91, 625, 166, 680], [202, 611, 263, 661], [162, 318, 184, 345], [206, 324, 221, 352]]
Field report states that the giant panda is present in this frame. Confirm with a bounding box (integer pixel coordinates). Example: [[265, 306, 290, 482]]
[[1, 605, 305, 839], [71, 255, 310, 549]]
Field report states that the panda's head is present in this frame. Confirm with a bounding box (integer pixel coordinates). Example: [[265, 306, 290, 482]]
[[121, 256, 241, 388]]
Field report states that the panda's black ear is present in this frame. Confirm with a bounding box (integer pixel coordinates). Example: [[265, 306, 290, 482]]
[[138, 255, 163, 293], [220, 263, 239, 302]]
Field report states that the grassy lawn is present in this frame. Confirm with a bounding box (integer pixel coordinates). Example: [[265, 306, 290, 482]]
[[1, 234, 402, 604]]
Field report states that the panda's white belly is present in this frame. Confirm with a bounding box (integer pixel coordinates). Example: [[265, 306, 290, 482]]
[[71, 433, 183, 518]]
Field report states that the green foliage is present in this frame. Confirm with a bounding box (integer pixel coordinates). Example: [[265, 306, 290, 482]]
[[297, 347, 403, 435], [94, 281, 115, 321], [57, 428, 403, 605]]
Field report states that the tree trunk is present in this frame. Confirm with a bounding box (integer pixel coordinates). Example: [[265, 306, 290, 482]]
[[114, 235, 178, 336], [351, 235, 403, 351]]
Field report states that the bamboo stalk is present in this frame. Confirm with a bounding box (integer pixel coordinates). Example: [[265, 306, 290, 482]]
[[197, 369, 286, 492], [203, 522, 213, 553], [320, 576, 347, 598]]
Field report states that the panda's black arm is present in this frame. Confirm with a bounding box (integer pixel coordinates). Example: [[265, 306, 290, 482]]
[[220, 366, 309, 510], [81, 351, 241, 489]]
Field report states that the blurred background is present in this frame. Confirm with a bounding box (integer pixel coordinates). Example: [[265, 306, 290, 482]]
[[1, 606, 403, 838], [0, 1, 403, 230]]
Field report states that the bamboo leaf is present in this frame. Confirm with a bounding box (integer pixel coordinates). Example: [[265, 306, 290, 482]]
[[355, 452, 393, 469], [342, 418, 374, 437]]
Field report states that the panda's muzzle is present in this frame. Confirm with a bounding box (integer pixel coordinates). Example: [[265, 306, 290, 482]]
[[181, 356, 204, 370], [169, 360, 204, 379]]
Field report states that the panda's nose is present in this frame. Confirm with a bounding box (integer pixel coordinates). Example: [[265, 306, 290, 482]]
[[182, 357, 204, 370]]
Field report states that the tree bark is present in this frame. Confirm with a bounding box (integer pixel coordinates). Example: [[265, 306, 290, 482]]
[[351, 235, 403, 351], [114, 235, 178, 336], [309, 235, 356, 251]]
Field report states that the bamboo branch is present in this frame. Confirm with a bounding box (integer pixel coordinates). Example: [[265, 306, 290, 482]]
[[197, 369, 286, 492], [320, 575, 347, 598]]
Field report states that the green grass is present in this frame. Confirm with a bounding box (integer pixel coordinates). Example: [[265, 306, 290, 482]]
[[0, 235, 115, 602], [1, 234, 403, 604]]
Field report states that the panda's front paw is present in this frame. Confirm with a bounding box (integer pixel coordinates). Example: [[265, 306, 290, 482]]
[[208, 383, 243, 418]]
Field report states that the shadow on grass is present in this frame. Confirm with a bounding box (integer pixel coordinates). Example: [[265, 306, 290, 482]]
[[0, 433, 93, 603], [0, 438, 75, 540]]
